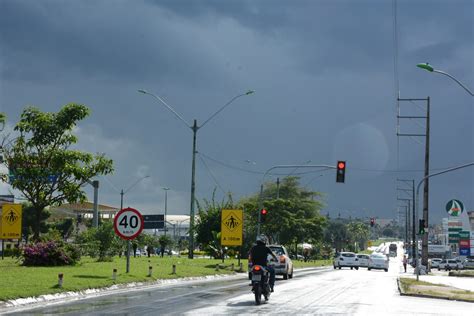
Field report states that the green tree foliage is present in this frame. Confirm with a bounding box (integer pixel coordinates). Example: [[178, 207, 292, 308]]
[[21, 203, 50, 242], [239, 177, 326, 255], [77, 221, 123, 261], [2, 104, 114, 239], [346, 221, 370, 251], [195, 190, 234, 257], [324, 219, 370, 252]]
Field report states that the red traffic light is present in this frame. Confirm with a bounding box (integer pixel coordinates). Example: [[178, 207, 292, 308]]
[[338, 162, 346, 169], [261, 209, 267, 215]]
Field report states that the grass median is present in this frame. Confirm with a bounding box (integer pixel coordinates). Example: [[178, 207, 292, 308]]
[[399, 277, 474, 302], [0, 256, 330, 301]]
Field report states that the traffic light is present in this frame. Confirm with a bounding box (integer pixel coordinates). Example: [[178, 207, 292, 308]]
[[260, 209, 268, 223], [336, 161, 346, 183], [370, 217, 375, 227], [418, 219, 426, 235]]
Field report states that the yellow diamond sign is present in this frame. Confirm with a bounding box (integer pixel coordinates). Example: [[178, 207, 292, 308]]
[[221, 209, 243, 246], [1, 204, 22, 239]]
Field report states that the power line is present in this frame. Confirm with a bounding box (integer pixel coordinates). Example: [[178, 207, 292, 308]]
[[197, 153, 227, 195]]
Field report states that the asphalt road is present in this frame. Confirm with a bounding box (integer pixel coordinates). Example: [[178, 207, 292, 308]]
[[4, 256, 472, 315]]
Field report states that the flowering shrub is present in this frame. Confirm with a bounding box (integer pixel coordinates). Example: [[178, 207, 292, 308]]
[[22, 240, 80, 266]]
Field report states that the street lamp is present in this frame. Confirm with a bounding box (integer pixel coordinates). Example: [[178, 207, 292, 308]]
[[138, 89, 254, 258], [162, 187, 170, 237], [120, 175, 150, 273], [417, 63, 473, 96]]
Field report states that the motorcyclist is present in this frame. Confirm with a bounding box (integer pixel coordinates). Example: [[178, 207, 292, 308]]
[[249, 235, 278, 292]]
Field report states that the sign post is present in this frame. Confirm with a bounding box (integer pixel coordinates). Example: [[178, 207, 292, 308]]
[[114, 207, 144, 273]]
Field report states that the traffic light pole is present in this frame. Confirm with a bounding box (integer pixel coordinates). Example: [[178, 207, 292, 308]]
[[257, 164, 337, 236], [414, 161, 474, 280]]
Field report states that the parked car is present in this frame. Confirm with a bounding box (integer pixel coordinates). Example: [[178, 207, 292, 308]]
[[333, 252, 359, 270], [463, 256, 474, 269], [429, 258, 443, 268], [268, 245, 294, 280], [356, 254, 369, 267], [438, 259, 459, 271], [368, 253, 389, 272], [454, 257, 464, 270]]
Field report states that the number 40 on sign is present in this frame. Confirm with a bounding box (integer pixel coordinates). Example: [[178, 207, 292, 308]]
[[113, 207, 144, 240]]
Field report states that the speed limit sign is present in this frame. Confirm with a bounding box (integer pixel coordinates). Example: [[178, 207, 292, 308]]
[[113, 207, 144, 240]]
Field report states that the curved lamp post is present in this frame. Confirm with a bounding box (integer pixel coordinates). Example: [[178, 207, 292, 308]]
[[417, 63, 473, 96], [138, 89, 254, 258], [120, 175, 150, 273]]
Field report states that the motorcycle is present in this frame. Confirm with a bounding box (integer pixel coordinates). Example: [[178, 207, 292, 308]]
[[250, 264, 271, 305]]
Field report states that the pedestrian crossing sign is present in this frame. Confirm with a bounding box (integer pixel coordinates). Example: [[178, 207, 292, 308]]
[[221, 209, 243, 246]]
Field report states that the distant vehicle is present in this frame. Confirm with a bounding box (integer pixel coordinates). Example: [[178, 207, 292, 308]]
[[438, 259, 458, 271], [368, 253, 389, 272], [333, 252, 359, 270], [463, 257, 474, 269], [389, 243, 397, 257], [454, 257, 464, 270], [356, 254, 369, 267], [429, 258, 442, 268], [268, 245, 294, 280]]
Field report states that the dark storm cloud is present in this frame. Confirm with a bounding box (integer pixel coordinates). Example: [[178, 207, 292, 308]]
[[0, 0, 472, 222], [0, 0, 229, 85]]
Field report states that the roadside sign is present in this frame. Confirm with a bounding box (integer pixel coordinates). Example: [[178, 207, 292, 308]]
[[1, 204, 22, 239], [221, 209, 243, 246], [445, 199, 464, 216], [113, 207, 144, 240], [143, 214, 164, 229], [459, 231, 470, 239]]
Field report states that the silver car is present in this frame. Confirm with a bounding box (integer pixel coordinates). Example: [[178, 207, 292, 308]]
[[356, 254, 369, 267], [438, 259, 459, 271], [463, 257, 474, 269], [333, 252, 359, 270], [429, 258, 442, 268], [368, 253, 389, 272], [268, 245, 294, 280]]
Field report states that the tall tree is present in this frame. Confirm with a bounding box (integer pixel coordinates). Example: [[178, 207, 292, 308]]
[[239, 176, 326, 254], [2, 104, 113, 239]]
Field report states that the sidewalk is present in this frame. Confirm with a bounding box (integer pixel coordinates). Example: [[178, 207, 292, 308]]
[[398, 259, 474, 292]]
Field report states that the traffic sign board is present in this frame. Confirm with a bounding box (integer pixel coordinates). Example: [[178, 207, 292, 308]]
[[1, 204, 22, 239], [221, 209, 243, 246], [113, 207, 144, 240]]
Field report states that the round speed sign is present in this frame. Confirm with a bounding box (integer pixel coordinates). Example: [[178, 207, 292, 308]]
[[113, 207, 144, 240]]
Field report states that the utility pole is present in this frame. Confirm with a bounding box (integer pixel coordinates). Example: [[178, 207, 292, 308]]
[[276, 178, 280, 199], [397, 97, 430, 268], [421, 97, 430, 267]]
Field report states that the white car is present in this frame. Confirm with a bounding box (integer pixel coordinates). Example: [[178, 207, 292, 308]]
[[463, 257, 474, 269], [333, 252, 359, 270], [268, 245, 294, 280], [429, 258, 442, 268], [356, 254, 369, 267], [368, 253, 389, 272], [438, 259, 459, 271]]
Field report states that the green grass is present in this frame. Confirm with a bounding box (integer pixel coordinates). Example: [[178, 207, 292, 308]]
[[448, 270, 474, 277], [0, 256, 245, 301], [0, 256, 331, 301], [399, 277, 474, 302]]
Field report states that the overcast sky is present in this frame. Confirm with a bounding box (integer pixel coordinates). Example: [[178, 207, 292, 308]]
[[0, 0, 472, 224]]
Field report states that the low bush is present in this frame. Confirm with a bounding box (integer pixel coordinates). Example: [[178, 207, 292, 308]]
[[22, 240, 81, 266]]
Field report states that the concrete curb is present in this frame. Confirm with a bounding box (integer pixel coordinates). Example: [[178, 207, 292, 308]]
[[397, 277, 474, 303]]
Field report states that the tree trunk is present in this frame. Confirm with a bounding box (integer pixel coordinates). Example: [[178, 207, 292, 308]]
[[33, 206, 43, 241]]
